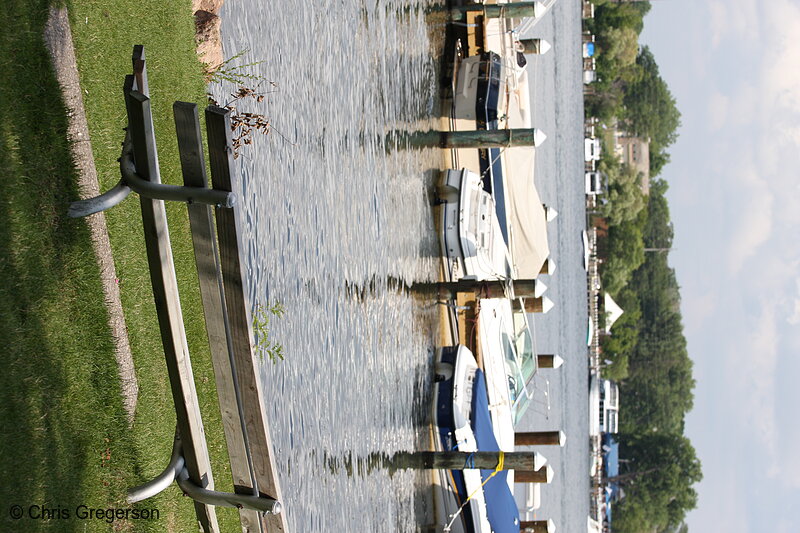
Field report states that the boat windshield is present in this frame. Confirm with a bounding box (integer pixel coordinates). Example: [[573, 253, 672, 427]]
[[510, 299, 538, 424], [500, 331, 524, 408]]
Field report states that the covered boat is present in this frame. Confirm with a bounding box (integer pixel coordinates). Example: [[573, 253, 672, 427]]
[[450, 48, 551, 281], [432, 346, 521, 533]]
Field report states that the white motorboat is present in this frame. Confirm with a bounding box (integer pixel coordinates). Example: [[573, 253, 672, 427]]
[[589, 376, 620, 437], [431, 345, 522, 533], [477, 297, 543, 449], [450, 49, 551, 282], [438, 168, 514, 282]]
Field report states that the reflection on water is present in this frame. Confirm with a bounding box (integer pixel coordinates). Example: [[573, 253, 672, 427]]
[[213, 0, 443, 531]]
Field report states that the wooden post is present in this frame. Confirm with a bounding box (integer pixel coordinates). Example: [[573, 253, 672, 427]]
[[517, 38, 551, 55], [524, 296, 554, 314], [206, 106, 288, 533], [514, 467, 555, 484], [521, 518, 556, 533], [448, 2, 544, 20], [515, 431, 566, 447], [539, 257, 555, 275], [173, 102, 263, 532], [390, 451, 549, 473], [412, 279, 541, 300], [536, 354, 564, 369], [403, 128, 547, 149], [124, 51, 218, 532]]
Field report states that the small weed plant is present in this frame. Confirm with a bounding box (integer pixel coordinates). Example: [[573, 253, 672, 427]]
[[207, 49, 288, 158], [253, 301, 285, 364]]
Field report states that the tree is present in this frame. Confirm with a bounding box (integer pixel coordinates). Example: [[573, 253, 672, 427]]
[[598, 26, 640, 71], [601, 162, 647, 225], [600, 288, 641, 380], [600, 214, 646, 295], [613, 433, 702, 533], [621, 46, 681, 150]]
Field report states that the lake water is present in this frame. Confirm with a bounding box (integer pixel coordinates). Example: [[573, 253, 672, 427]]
[[212, 0, 587, 531]]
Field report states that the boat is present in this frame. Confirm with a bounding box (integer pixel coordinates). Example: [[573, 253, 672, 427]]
[[432, 345, 521, 533], [437, 168, 514, 282], [447, 49, 551, 282], [476, 297, 548, 449], [582, 230, 590, 271], [588, 376, 619, 437]]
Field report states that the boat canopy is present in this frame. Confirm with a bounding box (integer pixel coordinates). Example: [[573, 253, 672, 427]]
[[471, 371, 521, 533], [500, 63, 550, 280], [504, 146, 550, 279]]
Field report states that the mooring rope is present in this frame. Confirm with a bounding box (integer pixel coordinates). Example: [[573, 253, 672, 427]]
[[443, 451, 506, 532]]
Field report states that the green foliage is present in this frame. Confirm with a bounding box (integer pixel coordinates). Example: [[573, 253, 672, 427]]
[[600, 289, 641, 380], [253, 301, 286, 363], [598, 26, 639, 71], [621, 47, 682, 152], [591, 1, 649, 90], [600, 161, 647, 225], [587, 3, 678, 178], [585, 90, 622, 123], [613, 433, 702, 533], [593, 1, 651, 34], [599, 210, 646, 295], [600, 184, 700, 532], [207, 49, 267, 85]]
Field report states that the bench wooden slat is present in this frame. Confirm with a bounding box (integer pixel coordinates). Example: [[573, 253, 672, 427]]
[[174, 101, 263, 532], [124, 74, 219, 531], [206, 105, 288, 533]]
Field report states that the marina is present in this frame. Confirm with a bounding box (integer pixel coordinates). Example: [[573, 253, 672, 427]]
[[70, 1, 593, 532], [205, 0, 591, 531], [5, 0, 719, 531]]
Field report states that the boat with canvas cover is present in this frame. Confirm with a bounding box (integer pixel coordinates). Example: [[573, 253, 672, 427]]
[[432, 345, 521, 533], [450, 47, 551, 282]]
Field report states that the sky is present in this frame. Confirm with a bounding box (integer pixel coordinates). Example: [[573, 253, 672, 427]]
[[639, 0, 800, 531]]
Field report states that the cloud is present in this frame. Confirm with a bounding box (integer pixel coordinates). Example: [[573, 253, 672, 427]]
[[760, 0, 800, 110], [706, 91, 729, 131], [707, 0, 760, 49], [724, 174, 773, 275], [741, 304, 778, 448], [681, 290, 719, 336], [788, 279, 800, 325]]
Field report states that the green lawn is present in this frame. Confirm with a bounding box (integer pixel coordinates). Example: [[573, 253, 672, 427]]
[[1, 1, 240, 530]]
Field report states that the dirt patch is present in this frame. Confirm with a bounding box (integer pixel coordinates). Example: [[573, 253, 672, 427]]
[[43, 6, 138, 422]]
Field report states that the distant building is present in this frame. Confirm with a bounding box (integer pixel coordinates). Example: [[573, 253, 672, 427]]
[[614, 133, 650, 194]]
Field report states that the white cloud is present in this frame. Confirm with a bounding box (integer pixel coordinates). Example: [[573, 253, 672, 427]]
[[707, 0, 760, 50], [706, 91, 729, 131], [720, 302, 779, 462], [760, 0, 800, 110], [787, 279, 800, 325], [681, 290, 718, 335], [724, 175, 773, 275]]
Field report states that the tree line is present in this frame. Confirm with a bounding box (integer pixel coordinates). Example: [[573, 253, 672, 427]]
[[585, 2, 701, 532]]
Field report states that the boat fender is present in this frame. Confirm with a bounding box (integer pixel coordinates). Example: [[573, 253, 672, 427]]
[[434, 362, 454, 382]]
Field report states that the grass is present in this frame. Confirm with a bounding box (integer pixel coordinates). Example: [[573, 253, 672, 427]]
[[1, 0, 240, 531]]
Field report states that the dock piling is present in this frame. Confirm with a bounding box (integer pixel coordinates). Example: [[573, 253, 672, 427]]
[[515, 431, 566, 447], [399, 128, 547, 149], [445, 2, 546, 20]]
